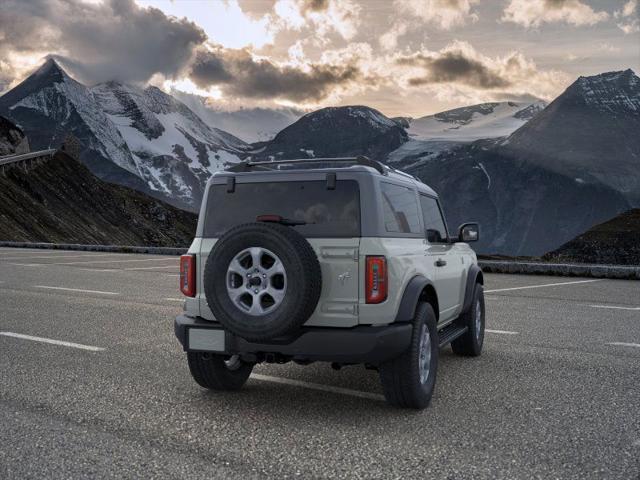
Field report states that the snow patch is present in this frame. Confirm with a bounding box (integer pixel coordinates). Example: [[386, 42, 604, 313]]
[[299, 148, 315, 157], [407, 102, 544, 142]]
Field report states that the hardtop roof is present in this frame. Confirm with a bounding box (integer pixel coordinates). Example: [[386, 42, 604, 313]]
[[219, 157, 438, 197]]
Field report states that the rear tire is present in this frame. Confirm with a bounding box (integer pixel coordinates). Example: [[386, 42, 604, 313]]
[[187, 353, 253, 391], [379, 302, 438, 409], [451, 283, 485, 357]]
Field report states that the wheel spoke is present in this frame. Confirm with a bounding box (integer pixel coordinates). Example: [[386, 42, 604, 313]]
[[228, 259, 248, 276], [227, 286, 245, 302], [248, 296, 265, 315], [250, 247, 263, 269], [264, 286, 285, 304], [267, 260, 285, 276]]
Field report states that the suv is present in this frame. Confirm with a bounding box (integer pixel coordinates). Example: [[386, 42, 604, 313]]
[[174, 156, 484, 409]]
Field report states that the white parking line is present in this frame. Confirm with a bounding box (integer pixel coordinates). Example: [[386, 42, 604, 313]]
[[0, 249, 50, 255], [250, 373, 385, 401], [589, 305, 640, 311], [124, 265, 177, 271], [0, 332, 105, 351], [11, 257, 176, 267], [79, 268, 119, 272], [606, 342, 640, 349], [0, 253, 121, 261], [486, 329, 519, 335], [34, 285, 119, 295], [485, 279, 601, 293], [165, 298, 185, 302]]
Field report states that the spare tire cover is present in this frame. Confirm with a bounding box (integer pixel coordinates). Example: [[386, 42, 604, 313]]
[[204, 222, 322, 342]]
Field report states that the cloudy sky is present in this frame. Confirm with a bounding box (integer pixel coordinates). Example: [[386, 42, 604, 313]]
[[1, 0, 638, 117]]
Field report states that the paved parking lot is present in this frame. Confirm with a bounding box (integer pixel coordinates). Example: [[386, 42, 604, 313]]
[[0, 247, 639, 479]]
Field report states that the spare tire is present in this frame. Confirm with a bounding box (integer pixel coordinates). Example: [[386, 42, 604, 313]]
[[204, 222, 322, 341]]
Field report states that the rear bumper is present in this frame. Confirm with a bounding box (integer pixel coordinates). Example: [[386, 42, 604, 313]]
[[174, 314, 411, 365]]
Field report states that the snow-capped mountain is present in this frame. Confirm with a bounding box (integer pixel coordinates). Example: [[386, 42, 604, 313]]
[[172, 90, 302, 143], [0, 59, 247, 209], [251, 105, 408, 161], [407, 101, 546, 142]]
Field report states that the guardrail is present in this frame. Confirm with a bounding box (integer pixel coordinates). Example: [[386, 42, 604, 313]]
[[479, 260, 640, 280], [0, 148, 57, 171], [0, 241, 187, 256]]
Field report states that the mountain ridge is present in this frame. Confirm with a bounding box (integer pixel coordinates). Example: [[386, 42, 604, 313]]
[[1, 60, 637, 256]]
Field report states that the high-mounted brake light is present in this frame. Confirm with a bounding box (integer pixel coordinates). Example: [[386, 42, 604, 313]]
[[366, 256, 387, 304], [180, 255, 196, 297]]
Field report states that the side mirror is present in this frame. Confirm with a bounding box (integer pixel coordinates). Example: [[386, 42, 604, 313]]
[[458, 223, 479, 242]]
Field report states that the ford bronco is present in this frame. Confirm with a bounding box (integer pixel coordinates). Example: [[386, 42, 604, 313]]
[[174, 156, 484, 409]]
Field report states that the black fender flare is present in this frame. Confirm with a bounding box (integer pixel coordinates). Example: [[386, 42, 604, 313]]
[[394, 276, 437, 323], [461, 264, 484, 314]]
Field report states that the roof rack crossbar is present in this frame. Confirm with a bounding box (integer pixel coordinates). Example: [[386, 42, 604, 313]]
[[227, 156, 386, 175]]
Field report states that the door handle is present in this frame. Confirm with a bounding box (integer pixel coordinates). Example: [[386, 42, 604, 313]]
[[435, 259, 447, 267]]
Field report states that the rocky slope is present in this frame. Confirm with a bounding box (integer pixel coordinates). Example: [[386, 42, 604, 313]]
[[543, 209, 640, 265], [0, 150, 196, 246], [0, 116, 29, 155]]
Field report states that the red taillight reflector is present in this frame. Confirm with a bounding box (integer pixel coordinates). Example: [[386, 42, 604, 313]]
[[366, 256, 387, 304], [180, 254, 196, 297], [256, 214, 283, 223]]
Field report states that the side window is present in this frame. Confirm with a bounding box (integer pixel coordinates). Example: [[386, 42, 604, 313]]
[[380, 182, 421, 234], [420, 195, 448, 243]]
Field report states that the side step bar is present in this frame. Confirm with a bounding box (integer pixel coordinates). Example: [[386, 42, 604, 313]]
[[438, 324, 468, 348]]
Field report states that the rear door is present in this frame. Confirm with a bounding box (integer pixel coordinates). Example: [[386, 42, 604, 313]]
[[419, 194, 464, 321], [200, 177, 361, 327]]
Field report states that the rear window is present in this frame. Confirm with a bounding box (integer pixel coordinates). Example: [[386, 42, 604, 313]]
[[204, 180, 360, 238]]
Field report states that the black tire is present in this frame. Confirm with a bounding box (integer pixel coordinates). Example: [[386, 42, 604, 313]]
[[187, 353, 253, 391], [451, 283, 485, 357], [379, 303, 438, 409], [204, 222, 322, 342]]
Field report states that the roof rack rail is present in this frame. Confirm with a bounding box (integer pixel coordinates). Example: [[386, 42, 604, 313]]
[[388, 166, 418, 181], [226, 155, 386, 175]]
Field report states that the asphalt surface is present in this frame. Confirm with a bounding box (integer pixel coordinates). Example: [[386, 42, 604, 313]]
[[0, 247, 639, 479]]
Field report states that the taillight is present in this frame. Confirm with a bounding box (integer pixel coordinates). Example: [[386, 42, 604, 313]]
[[366, 256, 387, 304], [180, 255, 196, 297]]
